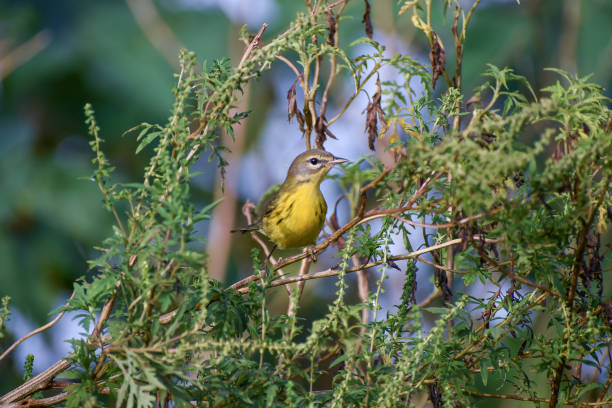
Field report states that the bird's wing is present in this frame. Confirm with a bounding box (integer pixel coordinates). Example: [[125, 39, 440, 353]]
[[231, 184, 282, 233], [257, 183, 282, 216]]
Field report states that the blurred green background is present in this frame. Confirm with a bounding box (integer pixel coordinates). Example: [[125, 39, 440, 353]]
[[1, 0, 611, 393]]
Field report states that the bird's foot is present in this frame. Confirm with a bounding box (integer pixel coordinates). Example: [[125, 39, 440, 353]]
[[304, 246, 317, 263]]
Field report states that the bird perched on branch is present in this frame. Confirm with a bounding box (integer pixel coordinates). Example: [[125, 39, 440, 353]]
[[232, 149, 347, 252]]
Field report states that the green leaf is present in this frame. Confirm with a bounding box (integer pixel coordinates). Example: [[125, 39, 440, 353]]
[[330, 353, 351, 368], [479, 359, 489, 386]]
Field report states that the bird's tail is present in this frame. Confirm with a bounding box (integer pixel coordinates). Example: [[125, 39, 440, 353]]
[[230, 223, 260, 233]]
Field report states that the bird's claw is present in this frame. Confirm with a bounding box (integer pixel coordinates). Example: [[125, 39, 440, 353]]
[[304, 246, 317, 263]]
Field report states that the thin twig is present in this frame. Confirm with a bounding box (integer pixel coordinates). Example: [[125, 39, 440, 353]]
[[418, 288, 441, 308], [272, 169, 438, 270], [295, 255, 312, 299], [0, 30, 51, 80], [125, 0, 183, 69], [327, 0, 346, 8], [276, 55, 306, 90], [327, 65, 381, 127], [464, 389, 610, 407], [0, 284, 121, 405], [239, 24, 268, 68], [463, 389, 548, 403], [239, 236, 494, 292], [234, 201, 292, 295], [0, 291, 76, 362]]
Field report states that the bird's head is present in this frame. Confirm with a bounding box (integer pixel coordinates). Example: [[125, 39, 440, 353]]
[[286, 149, 347, 185]]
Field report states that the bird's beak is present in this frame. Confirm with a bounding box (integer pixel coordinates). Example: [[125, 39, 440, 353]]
[[329, 156, 348, 166]]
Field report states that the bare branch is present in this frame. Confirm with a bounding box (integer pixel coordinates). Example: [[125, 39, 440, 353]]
[[0, 292, 75, 362]]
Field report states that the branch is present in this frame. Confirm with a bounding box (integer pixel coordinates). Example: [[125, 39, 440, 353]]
[[0, 359, 72, 405], [1, 284, 121, 405], [464, 389, 610, 407], [238, 236, 493, 293], [549, 184, 608, 407], [4, 391, 70, 408], [0, 30, 51, 80], [327, 65, 381, 127], [389, 209, 493, 229], [239, 24, 268, 68], [228, 202, 292, 295], [188, 22, 268, 142], [276, 55, 306, 91], [125, 0, 183, 69], [470, 239, 563, 299], [0, 292, 75, 362], [272, 169, 438, 270], [463, 389, 548, 403]]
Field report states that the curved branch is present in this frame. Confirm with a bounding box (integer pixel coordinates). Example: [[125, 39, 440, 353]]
[[272, 169, 440, 270], [0, 292, 75, 362], [0, 284, 121, 405], [238, 236, 493, 293], [125, 0, 183, 69]]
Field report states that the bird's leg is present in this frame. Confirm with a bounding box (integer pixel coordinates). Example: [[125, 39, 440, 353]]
[[263, 244, 278, 276], [266, 244, 278, 262]]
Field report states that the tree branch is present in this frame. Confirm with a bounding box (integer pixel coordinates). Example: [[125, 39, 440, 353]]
[[0, 292, 75, 362]]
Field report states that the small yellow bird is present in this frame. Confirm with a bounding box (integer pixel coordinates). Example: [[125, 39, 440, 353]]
[[234, 149, 347, 250]]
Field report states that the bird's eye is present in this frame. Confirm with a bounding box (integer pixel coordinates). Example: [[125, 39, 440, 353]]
[[309, 158, 319, 165]]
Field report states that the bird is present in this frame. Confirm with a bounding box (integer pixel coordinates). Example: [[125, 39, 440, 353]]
[[233, 149, 347, 252]]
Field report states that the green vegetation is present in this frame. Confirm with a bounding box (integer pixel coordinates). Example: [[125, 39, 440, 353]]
[[0, 0, 610, 406]]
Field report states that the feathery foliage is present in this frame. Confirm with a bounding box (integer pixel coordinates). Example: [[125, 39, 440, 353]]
[[1, 1, 610, 407]]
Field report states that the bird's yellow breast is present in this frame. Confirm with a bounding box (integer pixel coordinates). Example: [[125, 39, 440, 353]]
[[262, 183, 327, 249]]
